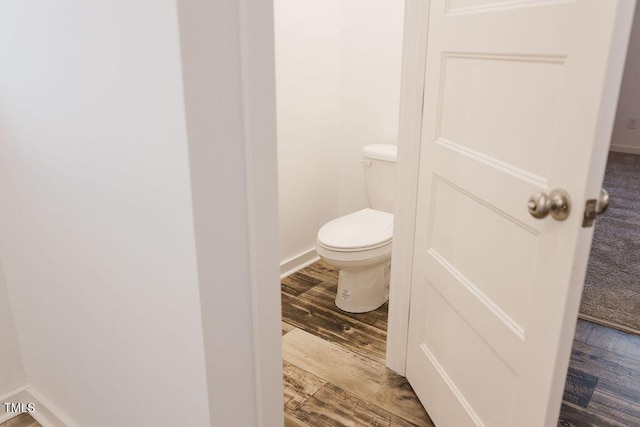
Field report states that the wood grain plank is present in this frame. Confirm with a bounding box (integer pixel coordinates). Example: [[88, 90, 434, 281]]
[[569, 341, 640, 396], [282, 321, 296, 336], [283, 328, 433, 426], [562, 367, 598, 408], [299, 260, 339, 283], [282, 272, 323, 296], [573, 319, 597, 344], [283, 361, 327, 413], [299, 281, 389, 331], [0, 414, 41, 427], [592, 376, 640, 407], [282, 292, 387, 363], [558, 402, 627, 427], [583, 321, 640, 361], [564, 335, 640, 426], [285, 413, 312, 427], [587, 378, 640, 426], [291, 383, 418, 427]]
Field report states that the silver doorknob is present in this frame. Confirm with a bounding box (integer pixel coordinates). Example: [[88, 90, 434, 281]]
[[596, 189, 609, 215], [528, 189, 570, 221]]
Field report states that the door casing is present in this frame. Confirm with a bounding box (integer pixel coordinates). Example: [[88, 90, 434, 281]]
[[386, 0, 432, 375]]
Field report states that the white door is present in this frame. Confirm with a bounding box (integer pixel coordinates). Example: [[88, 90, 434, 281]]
[[405, 1, 636, 426]]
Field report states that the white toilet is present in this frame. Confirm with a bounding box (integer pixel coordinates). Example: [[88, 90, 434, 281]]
[[315, 144, 397, 313]]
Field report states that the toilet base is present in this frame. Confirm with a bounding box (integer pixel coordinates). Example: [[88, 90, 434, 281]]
[[334, 260, 391, 313]]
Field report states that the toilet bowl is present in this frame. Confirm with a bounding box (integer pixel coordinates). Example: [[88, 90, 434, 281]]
[[315, 144, 397, 313], [316, 208, 393, 313]]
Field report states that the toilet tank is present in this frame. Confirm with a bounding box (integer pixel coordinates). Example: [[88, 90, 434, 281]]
[[362, 144, 397, 214]]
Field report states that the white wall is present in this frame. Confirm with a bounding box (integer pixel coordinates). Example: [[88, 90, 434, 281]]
[[611, 4, 640, 154], [0, 259, 25, 398], [275, 0, 404, 267], [275, 0, 342, 267], [0, 1, 211, 425], [337, 0, 405, 213]]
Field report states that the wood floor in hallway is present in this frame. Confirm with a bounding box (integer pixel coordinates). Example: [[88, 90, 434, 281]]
[[282, 260, 640, 427], [559, 320, 640, 426]]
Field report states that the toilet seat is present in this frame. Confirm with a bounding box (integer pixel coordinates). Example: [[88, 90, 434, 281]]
[[317, 208, 393, 252], [315, 208, 394, 313], [316, 239, 391, 265]]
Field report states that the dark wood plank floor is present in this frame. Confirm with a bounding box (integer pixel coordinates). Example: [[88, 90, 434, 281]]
[[282, 260, 434, 426], [558, 320, 640, 426], [283, 260, 640, 427]]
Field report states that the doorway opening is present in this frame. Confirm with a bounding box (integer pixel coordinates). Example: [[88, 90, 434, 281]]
[[274, 0, 428, 424], [276, 0, 633, 425], [578, 152, 640, 334]]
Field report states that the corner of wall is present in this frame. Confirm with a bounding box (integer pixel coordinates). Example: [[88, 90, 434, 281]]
[[280, 248, 319, 278], [26, 387, 75, 427], [0, 386, 28, 425], [1, 385, 76, 427], [0, 258, 27, 398]]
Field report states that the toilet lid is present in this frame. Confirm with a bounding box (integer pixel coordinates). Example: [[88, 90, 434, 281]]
[[317, 208, 393, 251]]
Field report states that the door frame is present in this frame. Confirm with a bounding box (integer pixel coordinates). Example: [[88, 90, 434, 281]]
[[255, 0, 633, 421], [386, 0, 431, 375], [178, 0, 284, 425]]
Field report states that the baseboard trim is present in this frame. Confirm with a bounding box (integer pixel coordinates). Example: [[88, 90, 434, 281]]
[[0, 386, 77, 427], [578, 313, 640, 336], [280, 248, 319, 279], [26, 387, 76, 427], [610, 144, 640, 155], [0, 385, 28, 424]]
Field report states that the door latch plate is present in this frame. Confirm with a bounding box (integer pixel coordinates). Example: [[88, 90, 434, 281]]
[[582, 199, 597, 227]]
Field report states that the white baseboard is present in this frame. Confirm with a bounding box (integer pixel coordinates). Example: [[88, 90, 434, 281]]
[[610, 144, 640, 155], [0, 386, 28, 424], [280, 248, 319, 279], [26, 387, 75, 427], [1, 385, 75, 427]]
